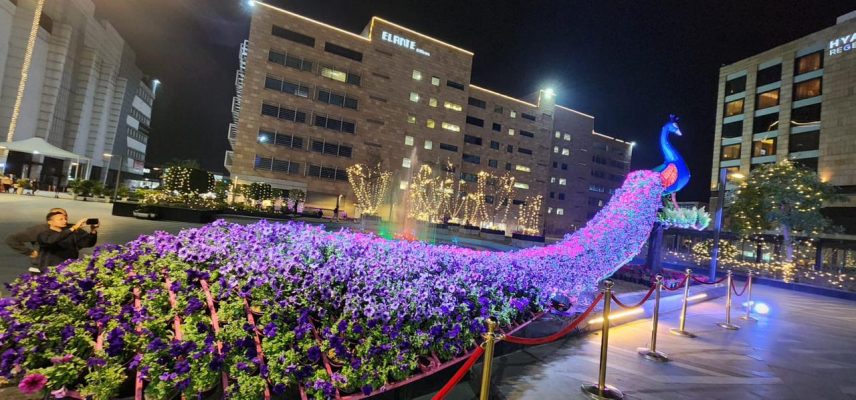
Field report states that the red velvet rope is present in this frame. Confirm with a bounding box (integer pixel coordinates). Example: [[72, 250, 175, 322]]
[[690, 275, 727, 285], [662, 276, 688, 291], [431, 346, 485, 400], [502, 292, 604, 346], [610, 284, 656, 309], [731, 278, 750, 296]]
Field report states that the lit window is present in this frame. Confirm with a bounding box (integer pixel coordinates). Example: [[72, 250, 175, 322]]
[[793, 78, 822, 100], [556, 208, 564, 215], [559, 178, 567, 186], [430, 76, 440, 86], [564, 134, 571, 141], [320, 66, 347, 82], [400, 180, 409, 190], [444, 101, 462, 111], [426, 119, 435, 128], [550, 176, 556, 183], [756, 89, 780, 109], [402, 158, 411, 168], [429, 97, 438, 107], [548, 207, 553, 214], [424, 140, 433, 150], [510, 110, 516, 118], [555, 131, 561, 138], [407, 115, 416, 124], [508, 129, 515, 136], [515, 165, 531, 172], [412, 70, 422, 80], [724, 99, 744, 117], [441, 122, 460, 132], [514, 182, 529, 189], [553, 146, 559, 153], [410, 92, 420, 102], [405, 135, 414, 146], [562, 148, 570, 156]]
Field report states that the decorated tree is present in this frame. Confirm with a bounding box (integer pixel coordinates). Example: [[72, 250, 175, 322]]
[[407, 165, 452, 223], [516, 194, 543, 235], [347, 163, 392, 216], [729, 161, 841, 261], [162, 166, 214, 195], [246, 182, 272, 202]]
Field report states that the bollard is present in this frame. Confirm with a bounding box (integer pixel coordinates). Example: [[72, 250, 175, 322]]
[[717, 270, 740, 330], [670, 269, 696, 338], [479, 317, 498, 400], [740, 272, 756, 321], [638, 275, 669, 362], [581, 280, 624, 400]]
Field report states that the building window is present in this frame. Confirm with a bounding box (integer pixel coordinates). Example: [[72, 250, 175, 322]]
[[591, 170, 606, 179], [490, 140, 500, 150], [561, 148, 570, 156], [405, 135, 414, 146], [261, 103, 308, 124], [753, 112, 779, 133], [492, 123, 501, 132], [307, 164, 348, 181], [755, 89, 779, 109], [319, 65, 359, 85], [558, 193, 565, 200], [588, 184, 605, 192], [407, 115, 416, 124], [553, 146, 559, 153], [548, 207, 553, 214], [724, 75, 746, 95], [792, 157, 818, 172], [722, 120, 743, 139], [446, 80, 465, 90], [412, 70, 422, 80], [494, 105, 503, 114], [520, 130, 534, 138], [561, 163, 568, 170], [400, 180, 409, 190], [444, 101, 462, 111], [310, 139, 352, 158], [556, 208, 564, 215], [521, 113, 536, 121], [752, 137, 776, 157], [431, 76, 440, 86], [401, 157, 412, 168], [514, 182, 529, 189], [429, 97, 438, 107], [518, 147, 532, 155], [507, 145, 513, 153], [793, 78, 822, 101], [509, 110, 516, 118], [559, 178, 567, 186], [462, 154, 481, 164], [564, 133, 571, 141], [257, 130, 303, 149], [789, 130, 819, 153], [790, 104, 821, 127], [488, 159, 498, 168], [515, 165, 531, 172], [424, 140, 433, 150], [317, 88, 358, 109], [505, 162, 512, 171], [409, 92, 420, 102], [555, 131, 561, 139], [426, 119, 435, 129], [466, 115, 484, 127], [508, 129, 515, 136], [720, 143, 741, 160], [439, 143, 458, 152], [324, 42, 363, 62], [592, 154, 607, 164], [313, 113, 356, 134], [468, 97, 487, 109], [724, 99, 744, 117], [464, 134, 482, 145], [550, 177, 556, 183], [268, 50, 313, 72], [795, 51, 823, 75], [756, 64, 781, 86], [441, 122, 461, 132], [272, 25, 316, 47]]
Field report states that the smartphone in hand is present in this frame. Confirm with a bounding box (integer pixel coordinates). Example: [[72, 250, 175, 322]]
[[86, 218, 99, 225]]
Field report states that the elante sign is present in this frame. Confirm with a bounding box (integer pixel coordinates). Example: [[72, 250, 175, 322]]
[[381, 31, 431, 57]]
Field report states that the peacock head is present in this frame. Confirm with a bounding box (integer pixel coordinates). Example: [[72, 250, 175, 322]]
[[667, 114, 682, 136]]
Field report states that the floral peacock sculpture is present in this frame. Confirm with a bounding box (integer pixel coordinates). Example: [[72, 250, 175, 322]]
[[0, 117, 685, 399]]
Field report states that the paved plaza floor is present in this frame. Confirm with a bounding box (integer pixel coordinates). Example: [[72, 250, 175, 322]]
[[2, 194, 855, 399]]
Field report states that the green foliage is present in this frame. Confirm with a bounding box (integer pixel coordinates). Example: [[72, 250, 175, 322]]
[[67, 179, 101, 197], [212, 180, 230, 201], [247, 182, 273, 201], [17, 178, 32, 189], [691, 239, 740, 261], [729, 161, 841, 236], [162, 166, 214, 194], [658, 203, 711, 230]]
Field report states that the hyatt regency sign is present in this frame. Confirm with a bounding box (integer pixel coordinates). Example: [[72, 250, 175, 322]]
[[381, 31, 431, 56], [829, 33, 856, 56]]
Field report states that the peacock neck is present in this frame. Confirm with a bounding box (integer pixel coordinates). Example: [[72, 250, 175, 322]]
[[660, 126, 680, 162]]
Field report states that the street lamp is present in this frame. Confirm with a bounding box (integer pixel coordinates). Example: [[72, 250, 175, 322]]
[[102, 153, 113, 185], [709, 169, 747, 280]]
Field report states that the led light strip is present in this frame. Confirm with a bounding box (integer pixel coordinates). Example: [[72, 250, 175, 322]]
[[6, 0, 46, 143]]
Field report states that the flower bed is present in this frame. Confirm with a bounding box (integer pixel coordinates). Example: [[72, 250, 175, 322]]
[[0, 170, 664, 399]]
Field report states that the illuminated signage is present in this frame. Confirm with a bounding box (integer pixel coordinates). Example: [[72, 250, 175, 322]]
[[829, 33, 856, 56], [380, 31, 431, 56]]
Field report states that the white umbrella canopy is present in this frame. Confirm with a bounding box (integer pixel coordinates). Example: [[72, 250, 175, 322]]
[[0, 137, 89, 161]]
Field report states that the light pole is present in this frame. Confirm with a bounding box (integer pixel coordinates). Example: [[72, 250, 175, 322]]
[[102, 153, 113, 185], [709, 170, 745, 280], [112, 155, 123, 202]]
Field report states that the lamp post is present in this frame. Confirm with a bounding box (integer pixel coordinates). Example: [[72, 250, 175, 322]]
[[102, 153, 113, 185], [112, 155, 123, 202], [709, 170, 746, 280]]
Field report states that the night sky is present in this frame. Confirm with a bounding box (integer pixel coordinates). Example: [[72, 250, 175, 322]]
[[92, 0, 854, 202]]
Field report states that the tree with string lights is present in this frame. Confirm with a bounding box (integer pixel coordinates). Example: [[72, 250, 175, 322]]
[[346, 163, 392, 217], [729, 161, 842, 262]]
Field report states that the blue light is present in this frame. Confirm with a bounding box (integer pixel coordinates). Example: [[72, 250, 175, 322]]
[[754, 302, 770, 315]]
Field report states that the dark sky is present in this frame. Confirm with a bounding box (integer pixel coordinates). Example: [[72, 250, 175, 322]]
[[92, 0, 854, 202]]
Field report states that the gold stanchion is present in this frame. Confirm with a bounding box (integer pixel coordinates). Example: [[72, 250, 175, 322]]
[[581, 280, 624, 400], [479, 317, 498, 400], [717, 270, 740, 330], [638, 275, 669, 362], [739, 272, 756, 321], [670, 269, 696, 338]]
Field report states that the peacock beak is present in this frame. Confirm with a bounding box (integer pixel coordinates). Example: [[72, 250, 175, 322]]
[[674, 128, 682, 136]]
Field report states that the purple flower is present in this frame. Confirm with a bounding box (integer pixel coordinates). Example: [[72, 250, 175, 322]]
[[263, 322, 277, 337], [106, 327, 125, 357], [185, 297, 204, 315], [307, 346, 321, 363], [18, 374, 47, 394], [87, 357, 106, 368], [361, 385, 373, 396], [174, 360, 190, 374]]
